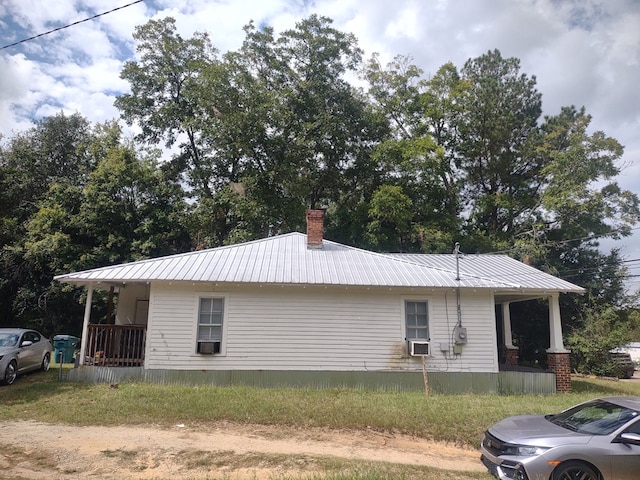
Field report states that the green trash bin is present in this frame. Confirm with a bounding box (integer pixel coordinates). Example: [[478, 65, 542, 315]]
[[53, 334, 80, 364]]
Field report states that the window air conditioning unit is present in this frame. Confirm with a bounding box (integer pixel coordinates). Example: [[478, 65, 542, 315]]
[[197, 341, 220, 354], [408, 340, 431, 356]]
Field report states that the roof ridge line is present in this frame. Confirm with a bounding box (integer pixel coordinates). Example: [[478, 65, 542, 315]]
[[323, 244, 522, 288]]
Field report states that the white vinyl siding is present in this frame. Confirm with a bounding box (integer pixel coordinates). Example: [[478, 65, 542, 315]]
[[144, 283, 499, 373]]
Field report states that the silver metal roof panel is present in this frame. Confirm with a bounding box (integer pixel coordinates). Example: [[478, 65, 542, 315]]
[[54, 233, 584, 292]]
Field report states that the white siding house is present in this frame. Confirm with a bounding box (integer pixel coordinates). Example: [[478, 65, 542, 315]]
[[54, 211, 584, 392], [141, 284, 498, 373]]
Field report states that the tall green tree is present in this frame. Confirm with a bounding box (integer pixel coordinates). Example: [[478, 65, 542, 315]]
[[116, 17, 218, 199], [365, 185, 413, 251], [0, 113, 98, 331], [220, 15, 382, 235], [456, 49, 543, 245], [362, 55, 461, 252], [0, 118, 191, 334], [24, 125, 191, 273], [116, 15, 384, 246], [451, 51, 638, 364], [539, 106, 638, 243]]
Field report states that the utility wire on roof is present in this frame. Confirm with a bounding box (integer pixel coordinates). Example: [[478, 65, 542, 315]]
[[0, 0, 145, 51]]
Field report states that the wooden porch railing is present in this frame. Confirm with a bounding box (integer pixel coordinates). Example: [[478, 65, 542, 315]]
[[84, 324, 146, 367]]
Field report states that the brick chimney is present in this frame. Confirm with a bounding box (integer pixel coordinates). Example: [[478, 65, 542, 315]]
[[306, 209, 325, 249]]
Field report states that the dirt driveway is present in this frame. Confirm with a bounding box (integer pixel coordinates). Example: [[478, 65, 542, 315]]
[[0, 420, 484, 479]]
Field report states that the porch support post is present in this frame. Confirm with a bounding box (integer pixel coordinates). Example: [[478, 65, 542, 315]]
[[502, 302, 519, 366], [79, 286, 93, 366], [502, 302, 514, 347], [547, 294, 567, 352], [546, 293, 571, 392]]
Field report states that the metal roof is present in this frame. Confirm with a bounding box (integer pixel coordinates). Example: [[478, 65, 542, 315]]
[[390, 254, 584, 292], [54, 233, 584, 293]]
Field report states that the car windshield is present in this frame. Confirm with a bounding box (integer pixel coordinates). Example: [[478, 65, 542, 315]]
[[0, 333, 19, 347], [548, 399, 639, 435]]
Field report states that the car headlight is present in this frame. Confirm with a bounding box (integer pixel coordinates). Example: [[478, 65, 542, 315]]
[[516, 445, 550, 456]]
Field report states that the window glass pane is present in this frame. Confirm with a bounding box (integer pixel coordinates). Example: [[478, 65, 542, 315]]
[[211, 327, 221, 342], [406, 301, 429, 340], [415, 302, 427, 314], [198, 325, 213, 340], [198, 325, 222, 342], [198, 298, 224, 342], [628, 420, 640, 435], [200, 298, 212, 313]]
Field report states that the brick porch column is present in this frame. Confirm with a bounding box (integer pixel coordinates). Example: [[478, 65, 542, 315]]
[[504, 346, 519, 366], [546, 293, 571, 392], [547, 352, 571, 393]]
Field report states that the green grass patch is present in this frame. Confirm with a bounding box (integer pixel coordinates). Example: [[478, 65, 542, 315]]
[[1, 368, 639, 450]]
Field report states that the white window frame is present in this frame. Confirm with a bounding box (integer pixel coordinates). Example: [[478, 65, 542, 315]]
[[401, 297, 431, 341], [194, 293, 228, 355]]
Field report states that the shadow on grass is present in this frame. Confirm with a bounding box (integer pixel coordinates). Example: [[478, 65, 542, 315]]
[[0, 366, 93, 405], [571, 378, 640, 396]]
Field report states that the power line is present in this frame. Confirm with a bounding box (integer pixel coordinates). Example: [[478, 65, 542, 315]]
[[484, 226, 640, 256], [0, 0, 145, 51]]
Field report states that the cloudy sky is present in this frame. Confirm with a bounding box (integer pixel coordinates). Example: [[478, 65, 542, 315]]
[[1, 0, 639, 290]]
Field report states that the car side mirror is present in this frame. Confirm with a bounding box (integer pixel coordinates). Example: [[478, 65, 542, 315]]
[[20, 340, 33, 347], [620, 433, 640, 446]]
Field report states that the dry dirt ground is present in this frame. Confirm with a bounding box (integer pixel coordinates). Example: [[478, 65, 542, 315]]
[[0, 420, 484, 479]]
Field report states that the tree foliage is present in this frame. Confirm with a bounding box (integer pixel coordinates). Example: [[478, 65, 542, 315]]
[[566, 306, 631, 377], [0, 17, 637, 364], [115, 17, 217, 198], [0, 117, 189, 334], [456, 50, 543, 242]]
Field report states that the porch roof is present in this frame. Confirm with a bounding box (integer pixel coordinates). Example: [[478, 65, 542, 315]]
[[54, 232, 584, 294]]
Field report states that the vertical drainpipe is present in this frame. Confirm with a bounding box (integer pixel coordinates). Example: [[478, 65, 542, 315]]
[[78, 286, 93, 366]]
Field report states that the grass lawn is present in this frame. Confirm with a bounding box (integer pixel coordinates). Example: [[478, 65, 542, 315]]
[[3, 367, 640, 446], [1, 366, 639, 480]]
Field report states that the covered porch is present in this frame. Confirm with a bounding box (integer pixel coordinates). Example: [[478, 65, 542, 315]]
[[496, 292, 572, 392], [77, 285, 149, 368]]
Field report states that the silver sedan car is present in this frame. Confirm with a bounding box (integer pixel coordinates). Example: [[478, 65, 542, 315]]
[[0, 328, 52, 385], [481, 396, 640, 480]]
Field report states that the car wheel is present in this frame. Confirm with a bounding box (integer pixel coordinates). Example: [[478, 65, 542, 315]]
[[552, 461, 600, 480], [41, 352, 51, 371], [1, 360, 18, 385]]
